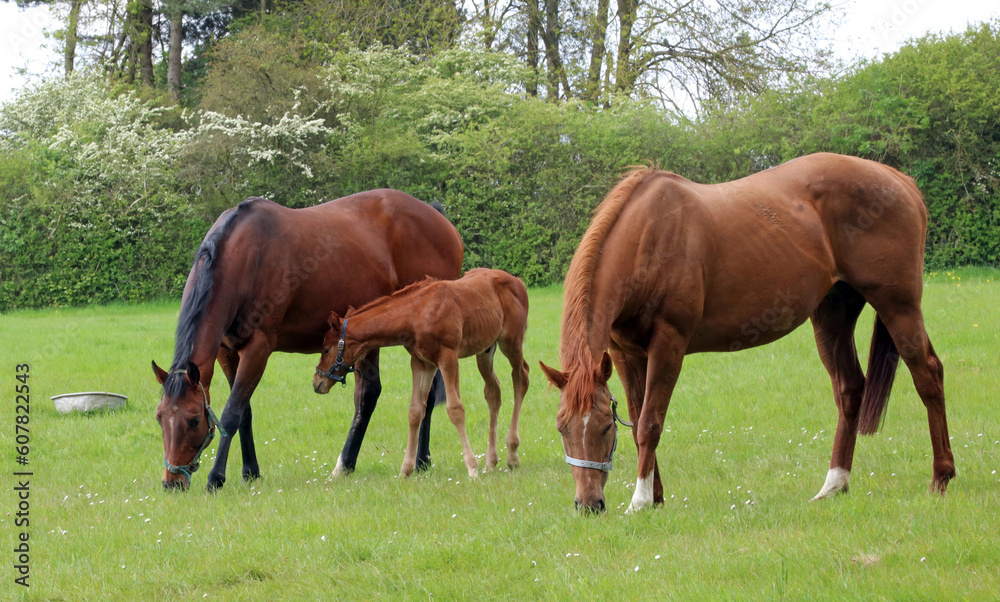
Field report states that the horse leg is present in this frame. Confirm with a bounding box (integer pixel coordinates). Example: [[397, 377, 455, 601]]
[[415, 371, 443, 472], [401, 357, 437, 477], [809, 283, 867, 500], [628, 321, 685, 513], [868, 301, 956, 493], [217, 347, 260, 483], [440, 350, 480, 479], [333, 350, 381, 477], [609, 346, 662, 505], [207, 331, 271, 492], [475, 345, 502, 472], [499, 338, 529, 470]]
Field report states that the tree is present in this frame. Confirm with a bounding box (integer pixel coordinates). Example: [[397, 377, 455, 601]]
[[164, 0, 184, 100], [462, 0, 835, 110]]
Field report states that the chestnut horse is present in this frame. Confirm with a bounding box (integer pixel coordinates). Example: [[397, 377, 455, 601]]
[[540, 153, 955, 512], [313, 268, 530, 478], [152, 190, 463, 490]]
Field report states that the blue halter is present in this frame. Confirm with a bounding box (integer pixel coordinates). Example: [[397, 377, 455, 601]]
[[163, 377, 227, 481]]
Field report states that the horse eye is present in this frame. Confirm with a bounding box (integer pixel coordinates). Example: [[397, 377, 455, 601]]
[[322, 348, 330, 355], [602, 424, 613, 436], [188, 416, 201, 430]]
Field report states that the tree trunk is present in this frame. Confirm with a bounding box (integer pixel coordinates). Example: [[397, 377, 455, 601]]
[[137, 0, 155, 87], [583, 0, 610, 102], [167, 4, 184, 102], [525, 0, 540, 96], [543, 0, 562, 100], [615, 0, 638, 93], [63, 0, 82, 77]]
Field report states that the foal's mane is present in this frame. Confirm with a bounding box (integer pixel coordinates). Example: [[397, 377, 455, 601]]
[[347, 276, 441, 317], [560, 166, 659, 414], [163, 197, 262, 398]]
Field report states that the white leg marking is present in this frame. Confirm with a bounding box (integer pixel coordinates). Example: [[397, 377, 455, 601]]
[[330, 454, 349, 478], [626, 469, 656, 513], [811, 467, 850, 501]]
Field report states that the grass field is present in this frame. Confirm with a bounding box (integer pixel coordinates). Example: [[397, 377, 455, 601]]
[[2, 269, 998, 599]]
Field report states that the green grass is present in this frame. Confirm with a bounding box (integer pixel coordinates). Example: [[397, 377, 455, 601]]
[[1, 269, 998, 599]]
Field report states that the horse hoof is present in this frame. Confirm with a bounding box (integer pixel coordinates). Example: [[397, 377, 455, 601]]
[[329, 454, 355, 478], [242, 469, 260, 483], [206, 477, 225, 493], [415, 457, 432, 472]]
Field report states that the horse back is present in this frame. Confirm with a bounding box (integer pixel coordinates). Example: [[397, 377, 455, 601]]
[[204, 191, 463, 353], [596, 154, 929, 353]]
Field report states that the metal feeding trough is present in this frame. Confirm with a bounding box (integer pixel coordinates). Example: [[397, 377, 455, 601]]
[[51, 392, 127, 414]]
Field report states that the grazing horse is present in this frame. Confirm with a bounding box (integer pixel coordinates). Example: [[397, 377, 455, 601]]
[[152, 190, 463, 491], [540, 153, 955, 513], [313, 268, 530, 478]]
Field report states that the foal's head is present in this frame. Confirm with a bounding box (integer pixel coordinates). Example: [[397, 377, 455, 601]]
[[152, 361, 215, 491], [313, 311, 352, 394], [540, 351, 616, 513]]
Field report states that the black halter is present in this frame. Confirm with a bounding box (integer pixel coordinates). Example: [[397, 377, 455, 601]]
[[315, 317, 355, 386], [563, 394, 633, 473]]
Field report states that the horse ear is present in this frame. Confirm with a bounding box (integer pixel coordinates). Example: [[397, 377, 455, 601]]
[[152, 361, 168, 385], [539, 361, 568, 389], [345, 305, 357, 317], [186, 361, 201, 386], [599, 351, 614, 383], [327, 311, 342, 331]]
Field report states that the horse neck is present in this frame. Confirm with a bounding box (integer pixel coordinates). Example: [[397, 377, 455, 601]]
[[560, 270, 624, 373], [343, 304, 417, 362], [171, 276, 239, 393]]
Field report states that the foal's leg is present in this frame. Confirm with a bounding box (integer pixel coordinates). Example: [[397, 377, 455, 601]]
[[499, 338, 530, 470], [809, 283, 867, 500], [628, 321, 685, 513], [870, 302, 956, 493], [440, 350, 480, 479], [401, 357, 437, 477], [415, 371, 444, 472], [475, 345, 502, 472]]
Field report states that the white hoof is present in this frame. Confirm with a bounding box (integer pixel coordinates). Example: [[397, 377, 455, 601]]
[[811, 467, 850, 501]]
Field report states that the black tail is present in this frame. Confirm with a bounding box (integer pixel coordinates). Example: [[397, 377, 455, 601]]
[[857, 315, 899, 435]]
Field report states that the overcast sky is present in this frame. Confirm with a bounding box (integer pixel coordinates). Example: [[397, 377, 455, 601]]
[[2, 0, 999, 105]]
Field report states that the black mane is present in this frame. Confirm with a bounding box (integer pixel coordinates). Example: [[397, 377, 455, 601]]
[[163, 197, 261, 397]]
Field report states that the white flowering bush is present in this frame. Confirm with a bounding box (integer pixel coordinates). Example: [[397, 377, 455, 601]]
[[322, 44, 528, 151], [189, 108, 331, 180], [1, 73, 190, 199]]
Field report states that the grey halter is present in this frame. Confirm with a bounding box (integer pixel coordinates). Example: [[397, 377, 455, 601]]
[[563, 394, 633, 473]]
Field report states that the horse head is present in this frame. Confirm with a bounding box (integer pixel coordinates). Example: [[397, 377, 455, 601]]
[[540, 351, 617, 513], [313, 310, 355, 394], [152, 360, 221, 491]]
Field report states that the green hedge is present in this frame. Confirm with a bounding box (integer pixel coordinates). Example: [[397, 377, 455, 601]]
[[2, 25, 999, 310]]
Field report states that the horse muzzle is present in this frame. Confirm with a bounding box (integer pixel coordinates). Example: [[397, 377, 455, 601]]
[[575, 495, 607, 513]]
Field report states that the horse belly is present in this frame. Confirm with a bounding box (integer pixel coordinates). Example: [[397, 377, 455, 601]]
[[691, 255, 835, 353]]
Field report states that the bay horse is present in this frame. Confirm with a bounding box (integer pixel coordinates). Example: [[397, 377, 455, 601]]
[[152, 190, 463, 491], [313, 268, 530, 478], [540, 153, 955, 513]]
